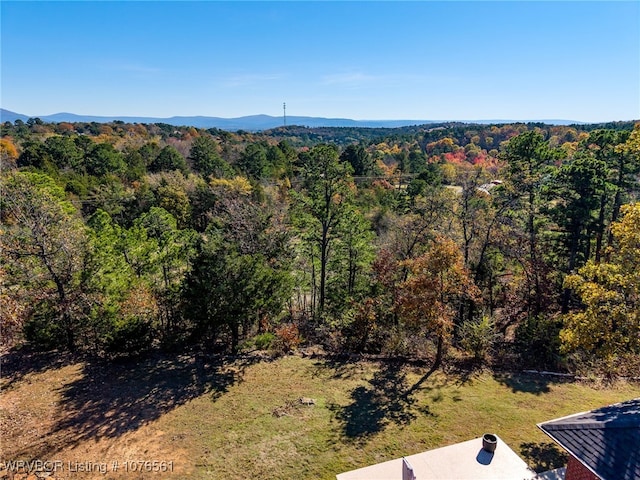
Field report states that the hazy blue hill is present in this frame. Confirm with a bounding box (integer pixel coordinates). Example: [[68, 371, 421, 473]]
[[1, 108, 588, 130], [0, 109, 30, 123], [0, 109, 433, 130]]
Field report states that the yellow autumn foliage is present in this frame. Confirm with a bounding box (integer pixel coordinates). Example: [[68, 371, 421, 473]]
[[561, 203, 640, 362], [209, 176, 253, 195], [0, 138, 18, 160]]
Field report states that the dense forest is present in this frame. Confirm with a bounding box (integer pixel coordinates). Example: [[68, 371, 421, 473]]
[[1, 118, 639, 376]]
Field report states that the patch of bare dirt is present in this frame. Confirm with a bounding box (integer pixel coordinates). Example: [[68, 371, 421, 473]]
[[0, 351, 250, 479]]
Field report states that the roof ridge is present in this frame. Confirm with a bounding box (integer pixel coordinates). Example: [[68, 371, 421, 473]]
[[542, 421, 640, 430]]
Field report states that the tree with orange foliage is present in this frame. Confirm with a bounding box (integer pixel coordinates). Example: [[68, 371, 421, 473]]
[[0, 137, 18, 169], [398, 237, 479, 372]]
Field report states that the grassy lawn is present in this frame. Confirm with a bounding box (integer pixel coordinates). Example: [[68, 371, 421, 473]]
[[2, 351, 640, 479]]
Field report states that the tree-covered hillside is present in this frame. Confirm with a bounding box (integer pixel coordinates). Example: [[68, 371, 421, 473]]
[[2, 118, 639, 375]]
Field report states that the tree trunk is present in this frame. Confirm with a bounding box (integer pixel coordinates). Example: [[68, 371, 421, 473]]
[[231, 322, 239, 354], [607, 157, 626, 255], [432, 334, 445, 372], [309, 249, 316, 319], [319, 223, 329, 314], [528, 190, 541, 314], [561, 225, 581, 313], [348, 247, 356, 295], [42, 250, 76, 351], [405, 334, 444, 396], [594, 193, 607, 263]]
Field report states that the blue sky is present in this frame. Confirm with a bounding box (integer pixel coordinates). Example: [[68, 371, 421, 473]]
[[1, 1, 639, 122]]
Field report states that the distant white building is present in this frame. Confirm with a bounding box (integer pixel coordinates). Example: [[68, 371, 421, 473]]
[[477, 179, 503, 195]]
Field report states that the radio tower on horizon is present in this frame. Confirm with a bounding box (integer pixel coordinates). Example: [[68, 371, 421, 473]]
[[283, 102, 287, 127]]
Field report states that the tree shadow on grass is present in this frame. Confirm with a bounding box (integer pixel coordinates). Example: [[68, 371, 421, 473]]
[[311, 355, 368, 381], [329, 361, 434, 441], [12, 352, 257, 460], [492, 372, 573, 395], [444, 356, 489, 388], [520, 442, 568, 473], [0, 348, 80, 391]]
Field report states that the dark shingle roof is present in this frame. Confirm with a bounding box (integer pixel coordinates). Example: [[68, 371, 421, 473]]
[[538, 398, 640, 480]]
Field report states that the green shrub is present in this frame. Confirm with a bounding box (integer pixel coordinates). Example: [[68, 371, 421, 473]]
[[23, 308, 64, 351], [104, 316, 153, 355], [515, 315, 563, 370], [253, 332, 275, 350], [459, 314, 500, 363]]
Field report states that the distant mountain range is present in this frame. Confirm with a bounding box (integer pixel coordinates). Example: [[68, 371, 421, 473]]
[[0, 108, 585, 131]]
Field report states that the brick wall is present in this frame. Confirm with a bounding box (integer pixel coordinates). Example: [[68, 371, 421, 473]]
[[565, 456, 600, 480]]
